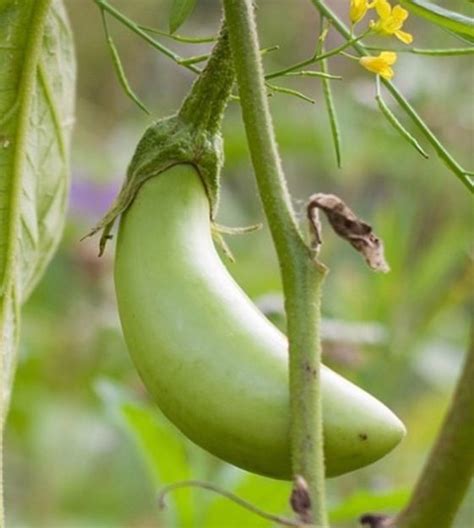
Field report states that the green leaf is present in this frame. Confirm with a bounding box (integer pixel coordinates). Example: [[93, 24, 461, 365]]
[[169, 0, 197, 34], [96, 380, 195, 527], [400, 0, 474, 41], [0, 0, 75, 418], [329, 488, 410, 523], [120, 404, 196, 527]]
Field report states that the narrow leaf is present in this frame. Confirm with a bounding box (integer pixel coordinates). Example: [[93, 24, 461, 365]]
[[100, 10, 150, 114], [400, 0, 474, 40], [376, 93, 429, 160], [444, 28, 474, 45], [169, 0, 197, 35], [321, 56, 342, 167], [0, 0, 75, 419], [382, 78, 473, 191]]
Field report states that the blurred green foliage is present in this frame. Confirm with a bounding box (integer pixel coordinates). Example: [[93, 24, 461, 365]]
[[4, 0, 473, 526]]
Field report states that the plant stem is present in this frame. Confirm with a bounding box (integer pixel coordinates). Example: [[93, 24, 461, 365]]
[[222, 1, 328, 526], [265, 33, 367, 80], [178, 23, 234, 135], [394, 329, 474, 528], [363, 46, 474, 56], [158, 481, 300, 527], [137, 25, 216, 43], [93, 0, 200, 74]]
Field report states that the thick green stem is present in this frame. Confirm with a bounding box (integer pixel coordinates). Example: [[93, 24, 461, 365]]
[[178, 23, 234, 135], [88, 22, 234, 253], [310, 2, 474, 525], [394, 330, 474, 528], [222, 1, 328, 526]]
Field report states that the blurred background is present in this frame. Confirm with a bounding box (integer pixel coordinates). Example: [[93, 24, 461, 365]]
[[4, 0, 473, 526]]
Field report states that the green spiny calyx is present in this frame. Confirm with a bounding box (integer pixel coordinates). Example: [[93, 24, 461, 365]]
[[87, 23, 234, 255]]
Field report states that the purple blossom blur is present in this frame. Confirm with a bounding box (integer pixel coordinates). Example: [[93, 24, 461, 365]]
[[69, 170, 119, 224]]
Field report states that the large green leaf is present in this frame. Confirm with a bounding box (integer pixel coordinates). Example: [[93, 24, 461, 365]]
[[329, 488, 410, 523], [96, 380, 196, 527], [122, 404, 198, 527], [400, 0, 474, 41], [0, 0, 75, 421]]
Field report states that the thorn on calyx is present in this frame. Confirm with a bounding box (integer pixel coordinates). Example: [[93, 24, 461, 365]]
[[290, 475, 312, 524]]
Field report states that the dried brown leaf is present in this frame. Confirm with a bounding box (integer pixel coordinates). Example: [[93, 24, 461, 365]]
[[307, 193, 390, 273]]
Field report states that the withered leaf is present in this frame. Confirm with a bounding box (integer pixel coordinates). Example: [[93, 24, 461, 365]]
[[307, 194, 390, 273]]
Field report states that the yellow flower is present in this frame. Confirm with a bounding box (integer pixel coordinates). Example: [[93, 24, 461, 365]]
[[359, 51, 398, 80], [371, 0, 413, 44], [350, 0, 372, 24]]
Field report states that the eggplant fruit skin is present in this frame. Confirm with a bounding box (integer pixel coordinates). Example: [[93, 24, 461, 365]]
[[114, 164, 405, 479]]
